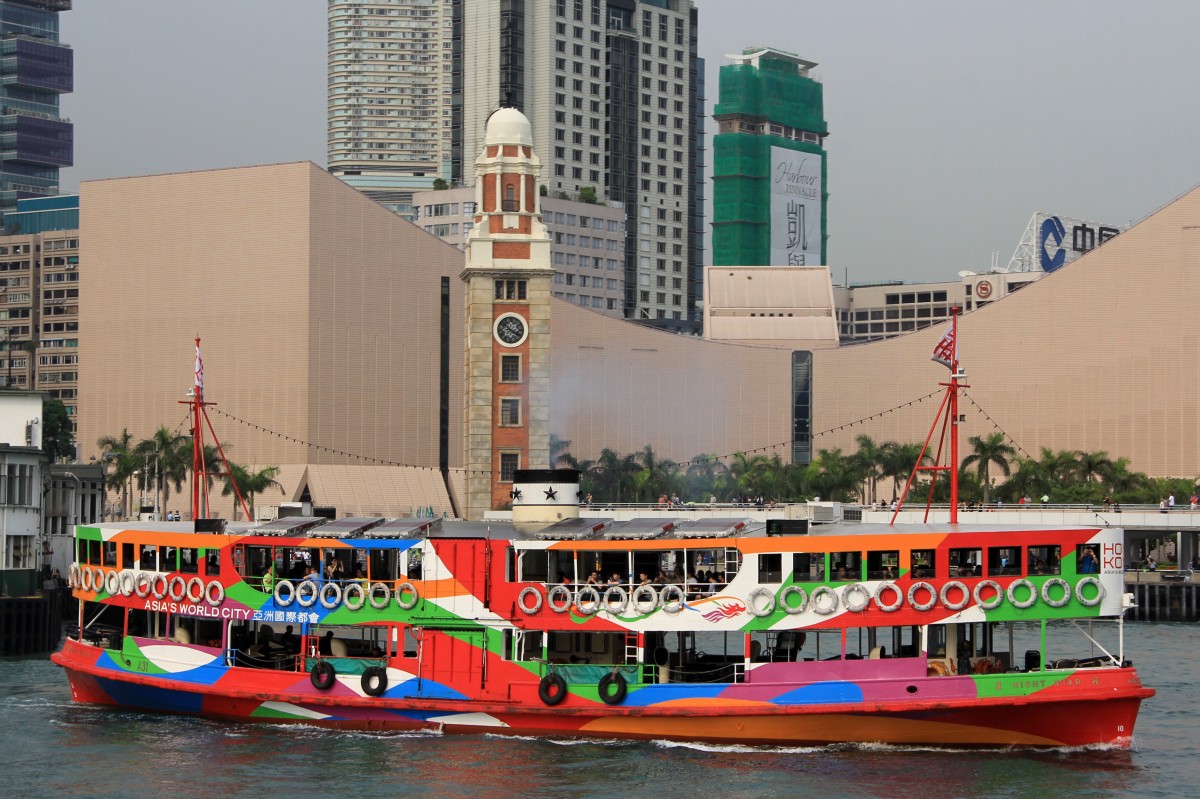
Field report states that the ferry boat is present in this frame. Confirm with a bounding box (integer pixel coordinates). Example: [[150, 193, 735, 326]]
[[52, 495, 1154, 747], [52, 331, 1154, 747]]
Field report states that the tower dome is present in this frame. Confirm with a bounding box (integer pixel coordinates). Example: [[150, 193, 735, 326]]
[[485, 107, 533, 147]]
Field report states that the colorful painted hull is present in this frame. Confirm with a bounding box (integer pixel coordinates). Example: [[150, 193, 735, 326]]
[[53, 637, 1152, 748]]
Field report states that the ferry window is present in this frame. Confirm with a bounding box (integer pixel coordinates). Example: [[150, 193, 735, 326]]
[[792, 552, 825, 582], [519, 550, 549, 583], [988, 546, 1021, 576], [179, 547, 199, 575], [158, 546, 177, 572], [1076, 544, 1100, 574], [368, 548, 399, 583], [406, 548, 423, 580], [519, 630, 543, 661], [240, 545, 274, 587], [548, 550, 574, 583], [830, 551, 862, 581], [579, 550, 630, 584], [204, 548, 219, 576], [121, 542, 135, 568], [866, 550, 899, 580], [81, 538, 100, 565], [103, 540, 117, 567], [911, 549, 936, 579], [139, 545, 156, 570], [1028, 545, 1061, 575], [948, 547, 982, 578], [758, 553, 783, 583]]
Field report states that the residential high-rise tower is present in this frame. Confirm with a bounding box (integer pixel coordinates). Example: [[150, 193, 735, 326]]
[[330, 0, 704, 328], [712, 47, 828, 267], [0, 0, 73, 216]]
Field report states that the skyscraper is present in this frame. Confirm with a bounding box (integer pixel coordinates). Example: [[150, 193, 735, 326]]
[[330, 0, 704, 328], [712, 48, 828, 267], [0, 0, 72, 217], [327, 0, 454, 218]]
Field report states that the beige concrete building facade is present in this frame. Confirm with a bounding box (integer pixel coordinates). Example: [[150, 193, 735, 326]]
[[75, 161, 1200, 522]]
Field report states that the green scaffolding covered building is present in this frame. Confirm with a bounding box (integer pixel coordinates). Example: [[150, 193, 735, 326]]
[[712, 48, 828, 266]]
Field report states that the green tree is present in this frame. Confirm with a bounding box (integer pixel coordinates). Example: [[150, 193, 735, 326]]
[[431, 177, 449, 190], [961, 432, 1015, 504], [1076, 450, 1115, 484], [852, 435, 885, 504], [578, 185, 598, 204], [96, 429, 136, 519], [135, 426, 191, 518], [222, 463, 284, 521], [42, 398, 74, 462], [879, 442, 927, 502]]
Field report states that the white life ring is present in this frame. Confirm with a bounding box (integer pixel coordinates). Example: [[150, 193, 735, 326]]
[[1041, 577, 1071, 608], [1007, 578, 1037, 609], [67, 563, 79, 588], [873, 582, 904, 612], [151, 574, 169, 600], [660, 584, 685, 614], [104, 569, 121, 596], [395, 581, 419, 610], [940, 580, 970, 612], [575, 585, 601, 615], [167, 575, 187, 603], [810, 585, 839, 615], [779, 584, 808, 615], [118, 570, 136, 597], [1075, 576, 1105, 607], [842, 583, 871, 613], [185, 576, 205, 604], [907, 581, 937, 612], [77, 566, 91, 592], [603, 585, 629, 615], [547, 584, 573, 613], [274, 579, 296, 607], [748, 587, 776, 618], [973, 579, 1004, 610], [295, 579, 320, 608], [319, 581, 343, 609], [342, 582, 366, 611], [204, 580, 225, 606], [368, 582, 391, 609], [133, 571, 153, 599], [518, 585, 544, 614], [632, 585, 659, 615], [93, 567, 107, 593]]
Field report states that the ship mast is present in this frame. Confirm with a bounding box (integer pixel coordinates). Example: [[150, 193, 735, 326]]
[[182, 337, 252, 522], [891, 307, 967, 525]]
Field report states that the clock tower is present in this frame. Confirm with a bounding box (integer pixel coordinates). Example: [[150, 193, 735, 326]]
[[461, 108, 555, 521]]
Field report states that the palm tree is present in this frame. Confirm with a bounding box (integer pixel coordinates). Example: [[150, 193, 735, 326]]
[[879, 442, 927, 502], [806, 448, 860, 502], [549, 434, 575, 469], [96, 429, 136, 519], [222, 464, 284, 521], [592, 448, 639, 503], [962, 433, 1015, 504], [135, 426, 191, 517], [852, 435, 885, 504], [1076, 450, 1114, 484]]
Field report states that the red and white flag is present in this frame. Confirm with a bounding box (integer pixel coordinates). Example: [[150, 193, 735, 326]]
[[931, 322, 956, 369], [194, 342, 205, 401]]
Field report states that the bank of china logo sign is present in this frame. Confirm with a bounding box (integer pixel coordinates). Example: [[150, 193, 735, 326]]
[[1038, 214, 1122, 273]]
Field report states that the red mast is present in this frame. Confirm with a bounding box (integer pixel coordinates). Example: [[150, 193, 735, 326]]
[[891, 307, 967, 525], [182, 338, 251, 522]]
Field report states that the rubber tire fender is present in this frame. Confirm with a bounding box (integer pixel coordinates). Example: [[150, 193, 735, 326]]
[[598, 671, 628, 706], [310, 660, 336, 690], [361, 666, 388, 697], [538, 672, 568, 706]]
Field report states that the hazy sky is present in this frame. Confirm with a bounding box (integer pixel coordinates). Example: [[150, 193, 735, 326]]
[[61, 1, 1200, 283]]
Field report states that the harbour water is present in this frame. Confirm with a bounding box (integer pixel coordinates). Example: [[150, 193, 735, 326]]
[[2, 623, 1195, 799]]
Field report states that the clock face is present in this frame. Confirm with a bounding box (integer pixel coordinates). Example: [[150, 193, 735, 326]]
[[494, 313, 527, 347]]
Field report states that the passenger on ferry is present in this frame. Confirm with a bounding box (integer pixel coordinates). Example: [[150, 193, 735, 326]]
[[608, 572, 623, 586], [318, 630, 335, 656], [638, 573, 652, 586], [279, 625, 298, 653], [653, 569, 669, 585], [835, 565, 849, 580], [586, 572, 601, 586]]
